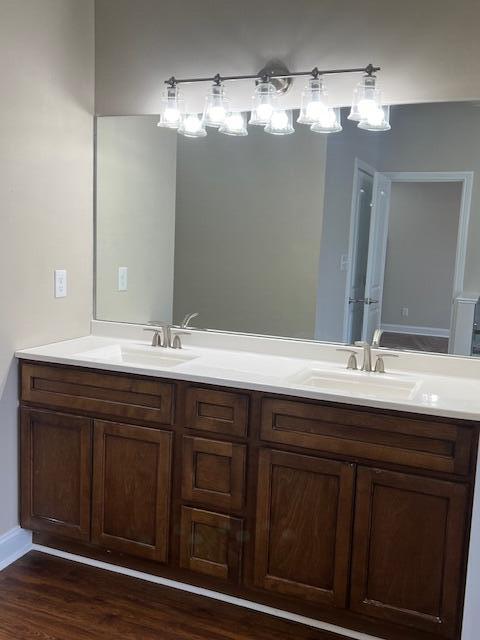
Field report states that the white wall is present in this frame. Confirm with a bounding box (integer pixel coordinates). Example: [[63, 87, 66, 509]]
[[0, 0, 94, 536], [382, 182, 462, 330], [95, 0, 480, 115], [96, 116, 177, 324], [173, 123, 327, 339]]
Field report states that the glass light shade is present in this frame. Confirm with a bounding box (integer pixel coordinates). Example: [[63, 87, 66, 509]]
[[219, 111, 248, 136], [249, 81, 277, 126], [297, 77, 330, 125], [358, 105, 391, 131], [204, 83, 230, 128], [264, 109, 295, 136], [348, 76, 382, 122], [310, 107, 343, 133], [178, 113, 207, 138], [157, 86, 184, 129]]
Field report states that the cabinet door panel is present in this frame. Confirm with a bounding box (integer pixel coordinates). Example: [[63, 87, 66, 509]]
[[185, 387, 249, 437], [254, 449, 355, 607], [180, 507, 243, 582], [182, 436, 246, 511], [351, 467, 468, 638], [92, 421, 172, 561], [21, 409, 92, 540]]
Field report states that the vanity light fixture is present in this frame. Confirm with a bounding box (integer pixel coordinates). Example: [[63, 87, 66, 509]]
[[219, 111, 248, 136], [159, 62, 390, 139], [204, 76, 230, 128]]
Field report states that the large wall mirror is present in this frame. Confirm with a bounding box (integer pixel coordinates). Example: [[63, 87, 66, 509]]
[[95, 102, 480, 357]]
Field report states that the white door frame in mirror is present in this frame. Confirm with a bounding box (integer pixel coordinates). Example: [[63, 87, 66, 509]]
[[343, 169, 474, 347]]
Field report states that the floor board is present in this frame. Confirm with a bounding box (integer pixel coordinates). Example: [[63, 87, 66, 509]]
[[0, 552, 342, 640]]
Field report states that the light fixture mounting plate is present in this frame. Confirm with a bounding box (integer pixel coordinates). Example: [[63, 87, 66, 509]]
[[257, 60, 293, 95]]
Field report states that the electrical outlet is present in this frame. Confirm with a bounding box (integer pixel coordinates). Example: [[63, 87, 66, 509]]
[[401, 306, 409, 318], [118, 266, 128, 291], [54, 269, 67, 298]]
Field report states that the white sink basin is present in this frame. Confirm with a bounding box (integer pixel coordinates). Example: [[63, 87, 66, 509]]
[[74, 343, 198, 368], [288, 368, 421, 400]]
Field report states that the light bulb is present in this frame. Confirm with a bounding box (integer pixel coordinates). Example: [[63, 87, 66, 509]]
[[249, 81, 277, 126], [264, 109, 295, 135], [311, 107, 343, 133], [358, 105, 391, 132], [178, 113, 207, 138], [204, 82, 230, 127], [219, 111, 248, 136], [348, 75, 382, 122], [358, 98, 378, 120], [158, 85, 184, 129], [297, 77, 330, 125]]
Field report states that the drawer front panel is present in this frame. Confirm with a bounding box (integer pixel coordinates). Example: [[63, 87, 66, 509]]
[[21, 363, 174, 426], [261, 398, 472, 475], [185, 387, 249, 437], [182, 436, 246, 511], [180, 507, 243, 582]]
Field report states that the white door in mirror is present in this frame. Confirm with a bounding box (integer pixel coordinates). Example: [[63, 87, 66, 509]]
[[54, 269, 67, 298]]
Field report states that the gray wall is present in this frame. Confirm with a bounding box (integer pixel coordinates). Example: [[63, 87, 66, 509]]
[[382, 182, 462, 330], [95, 0, 480, 115], [0, 0, 94, 536], [173, 124, 327, 339], [96, 116, 177, 324]]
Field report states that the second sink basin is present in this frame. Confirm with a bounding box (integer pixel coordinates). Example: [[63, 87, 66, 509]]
[[74, 343, 198, 368], [289, 367, 421, 400]]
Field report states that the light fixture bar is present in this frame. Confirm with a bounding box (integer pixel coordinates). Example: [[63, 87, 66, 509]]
[[166, 64, 380, 87]]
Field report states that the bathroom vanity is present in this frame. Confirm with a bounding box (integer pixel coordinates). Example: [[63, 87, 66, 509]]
[[16, 334, 480, 640]]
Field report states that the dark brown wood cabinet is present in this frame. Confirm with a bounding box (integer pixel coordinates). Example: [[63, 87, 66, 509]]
[[21, 408, 92, 541], [350, 467, 469, 638], [91, 420, 173, 561], [19, 362, 478, 640], [254, 448, 355, 608]]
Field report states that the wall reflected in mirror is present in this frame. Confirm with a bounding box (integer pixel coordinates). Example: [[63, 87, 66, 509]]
[[95, 102, 480, 357]]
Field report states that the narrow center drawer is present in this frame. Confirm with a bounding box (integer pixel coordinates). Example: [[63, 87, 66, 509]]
[[185, 387, 249, 437]]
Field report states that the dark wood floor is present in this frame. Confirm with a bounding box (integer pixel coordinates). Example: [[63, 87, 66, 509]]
[[0, 552, 342, 640]]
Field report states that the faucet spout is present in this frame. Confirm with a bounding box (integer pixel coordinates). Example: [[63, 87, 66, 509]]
[[355, 341, 373, 372]]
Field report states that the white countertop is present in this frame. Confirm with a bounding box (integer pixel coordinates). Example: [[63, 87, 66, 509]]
[[15, 328, 480, 422]]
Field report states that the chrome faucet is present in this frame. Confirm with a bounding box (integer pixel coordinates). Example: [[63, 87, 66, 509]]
[[144, 321, 173, 348], [372, 328, 383, 347]]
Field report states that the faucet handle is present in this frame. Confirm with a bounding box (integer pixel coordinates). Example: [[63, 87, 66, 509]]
[[336, 348, 359, 370], [143, 327, 162, 347], [374, 352, 399, 373], [171, 330, 191, 350]]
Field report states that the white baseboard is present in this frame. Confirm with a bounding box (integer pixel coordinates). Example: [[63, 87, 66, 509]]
[[0, 526, 32, 571], [381, 323, 450, 338], [32, 544, 382, 640]]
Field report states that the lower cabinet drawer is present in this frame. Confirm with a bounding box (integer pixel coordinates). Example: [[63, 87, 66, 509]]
[[91, 420, 173, 562], [180, 507, 243, 582], [20, 408, 92, 541], [182, 436, 246, 511], [261, 397, 473, 475]]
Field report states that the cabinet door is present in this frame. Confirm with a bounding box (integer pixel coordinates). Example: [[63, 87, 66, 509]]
[[180, 507, 243, 582], [20, 408, 92, 540], [351, 467, 468, 638], [92, 421, 173, 561], [254, 449, 355, 607]]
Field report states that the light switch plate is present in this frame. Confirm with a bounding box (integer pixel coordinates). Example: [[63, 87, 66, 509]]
[[118, 266, 128, 291], [54, 269, 67, 298]]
